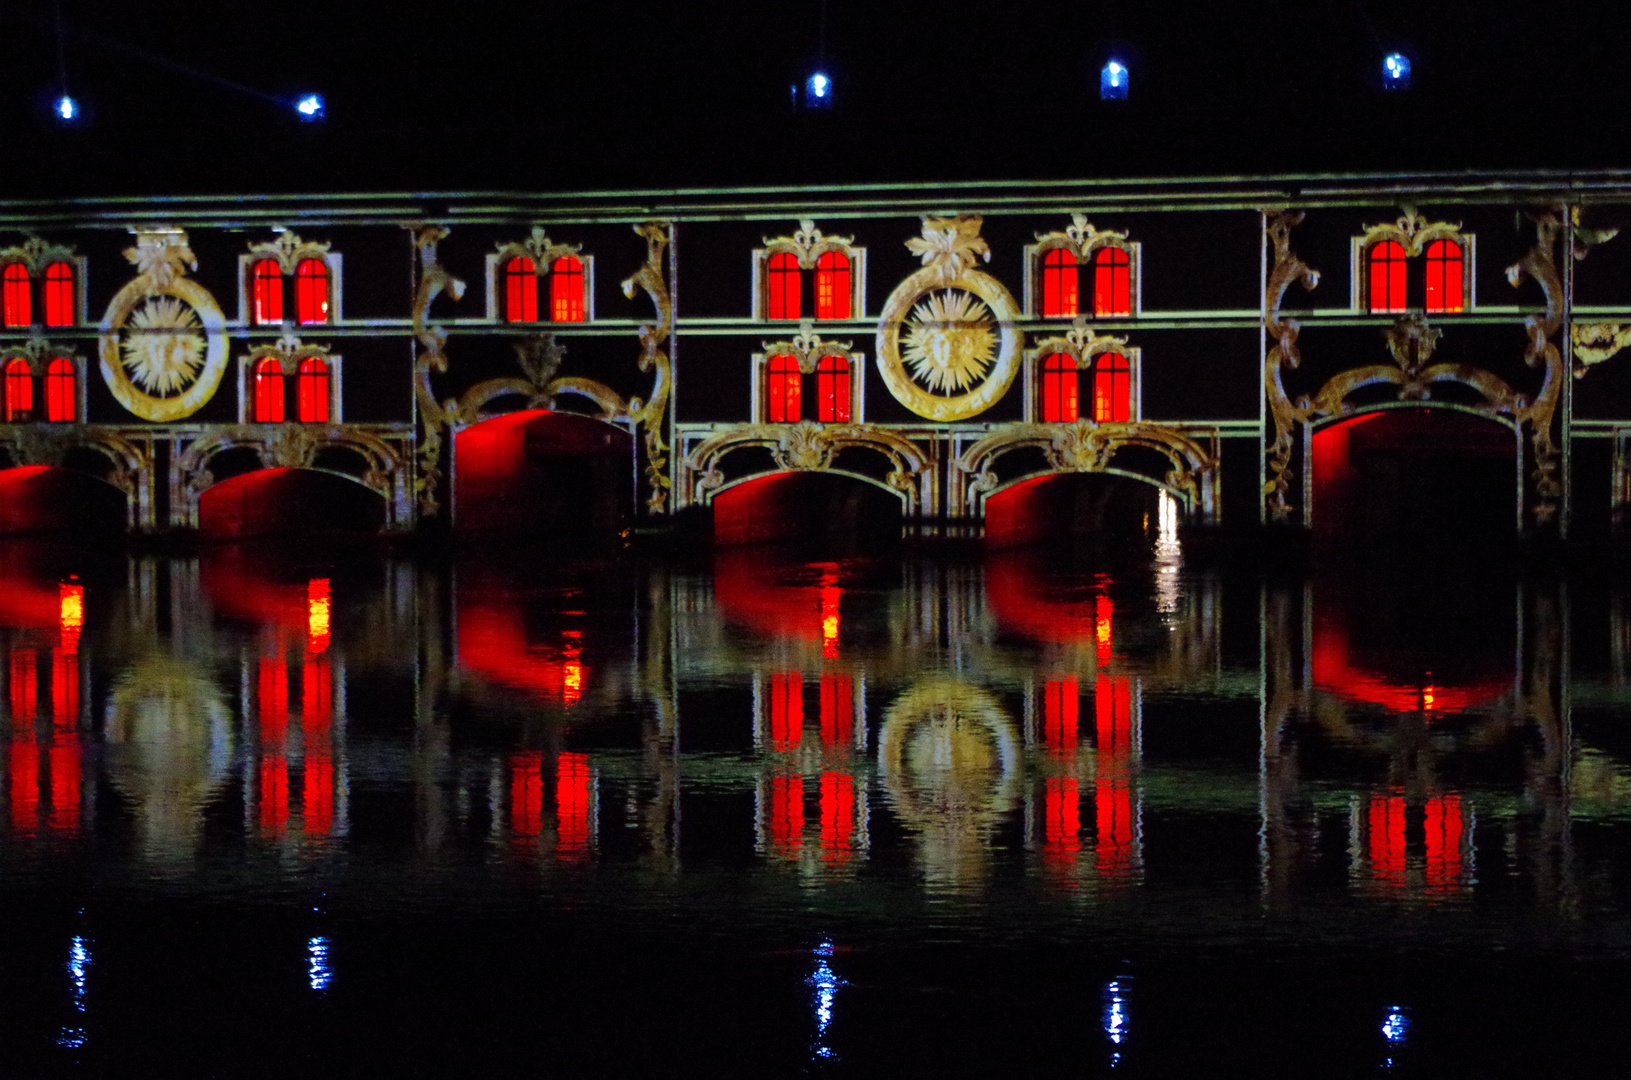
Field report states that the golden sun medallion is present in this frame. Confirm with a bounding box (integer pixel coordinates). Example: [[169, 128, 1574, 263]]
[[901, 290, 998, 394], [121, 297, 207, 396]]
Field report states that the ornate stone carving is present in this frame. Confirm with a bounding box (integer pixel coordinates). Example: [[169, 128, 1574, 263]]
[[1357, 205, 1464, 257], [1262, 210, 1322, 522], [682, 423, 928, 509], [621, 221, 674, 513], [761, 219, 857, 269], [246, 229, 332, 273], [875, 215, 1022, 421], [1032, 213, 1130, 260], [761, 320, 855, 375], [1572, 322, 1631, 370], [98, 228, 229, 422], [494, 226, 580, 270], [408, 224, 466, 517], [0, 235, 78, 273]]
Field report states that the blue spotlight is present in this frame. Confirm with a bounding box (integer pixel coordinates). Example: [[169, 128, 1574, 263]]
[[1383, 53, 1411, 90], [295, 93, 326, 121], [805, 72, 833, 109], [1100, 60, 1128, 101], [53, 95, 80, 123]]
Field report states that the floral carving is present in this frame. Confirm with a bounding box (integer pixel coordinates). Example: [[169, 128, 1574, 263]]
[[408, 224, 467, 517], [246, 229, 332, 273], [1032, 213, 1130, 261], [621, 221, 674, 513], [761, 219, 857, 269], [762, 320, 854, 375], [907, 215, 991, 282]]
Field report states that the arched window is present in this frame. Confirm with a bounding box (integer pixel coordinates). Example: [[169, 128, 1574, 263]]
[[550, 255, 586, 322], [2, 264, 30, 328], [815, 355, 850, 422], [1040, 353, 1079, 422], [1425, 239, 1464, 314], [1093, 247, 1131, 317], [1092, 352, 1131, 422], [504, 256, 538, 322], [814, 251, 851, 320], [252, 259, 284, 325], [767, 252, 801, 320], [1369, 240, 1408, 314], [766, 354, 802, 423], [253, 357, 286, 422], [45, 358, 75, 422], [4, 358, 34, 421], [297, 356, 329, 423], [43, 263, 74, 327], [1040, 248, 1078, 318], [295, 259, 329, 324]]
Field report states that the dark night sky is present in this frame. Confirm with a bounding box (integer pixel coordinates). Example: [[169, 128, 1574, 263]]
[[2, 0, 1625, 197]]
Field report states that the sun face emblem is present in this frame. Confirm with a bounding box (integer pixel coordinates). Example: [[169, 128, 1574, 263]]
[[121, 296, 207, 396], [900, 289, 998, 394]]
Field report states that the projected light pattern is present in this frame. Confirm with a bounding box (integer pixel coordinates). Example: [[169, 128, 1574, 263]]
[[1101, 61, 1128, 100]]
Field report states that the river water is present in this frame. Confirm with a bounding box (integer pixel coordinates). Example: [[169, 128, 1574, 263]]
[[1, 532, 1628, 1075]]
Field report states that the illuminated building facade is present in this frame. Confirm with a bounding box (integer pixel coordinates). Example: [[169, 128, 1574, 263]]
[[3, 173, 1631, 541]]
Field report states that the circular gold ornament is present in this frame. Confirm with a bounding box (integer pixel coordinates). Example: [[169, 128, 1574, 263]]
[[99, 275, 228, 421], [875, 266, 1022, 421]]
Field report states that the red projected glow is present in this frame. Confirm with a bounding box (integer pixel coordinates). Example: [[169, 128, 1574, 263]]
[[303, 754, 334, 836], [254, 357, 285, 422], [259, 655, 289, 740], [815, 252, 851, 320], [42, 263, 74, 327], [551, 256, 587, 323], [1042, 678, 1079, 755], [295, 258, 329, 324], [767, 252, 801, 319], [1095, 594, 1114, 664], [49, 733, 79, 830], [1094, 676, 1135, 875], [1369, 241, 1407, 313], [766, 354, 801, 423], [557, 752, 592, 858], [1093, 246, 1131, 317], [769, 672, 803, 751], [10, 736, 38, 833], [252, 259, 283, 324], [1312, 613, 1507, 713], [1425, 240, 1463, 314], [1092, 352, 1131, 422], [511, 751, 544, 837], [260, 755, 290, 831], [9, 648, 36, 722], [2, 263, 31, 327], [713, 551, 849, 645], [984, 556, 1112, 645], [1425, 793, 1463, 892], [297, 356, 329, 423], [457, 599, 591, 705], [1040, 248, 1078, 318], [5, 357, 34, 421], [45, 358, 75, 421], [1369, 792, 1407, 888], [306, 578, 331, 654], [769, 771, 804, 856], [1041, 353, 1079, 422], [819, 771, 853, 863], [505, 256, 538, 322], [818, 673, 852, 747], [1043, 776, 1082, 862], [815, 354, 851, 423]]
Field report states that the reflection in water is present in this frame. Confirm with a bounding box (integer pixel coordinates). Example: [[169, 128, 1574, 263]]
[[57, 934, 90, 1049], [308, 936, 333, 992], [1381, 1005, 1411, 1070], [806, 940, 844, 1061], [0, 532, 1627, 1069], [878, 678, 1020, 889]]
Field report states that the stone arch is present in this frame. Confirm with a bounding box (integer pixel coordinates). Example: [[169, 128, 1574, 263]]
[[0, 428, 153, 532], [452, 408, 632, 535], [712, 470, 905, 547], [679, 421, 929, 516]]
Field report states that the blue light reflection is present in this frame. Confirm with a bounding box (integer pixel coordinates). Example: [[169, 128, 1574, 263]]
[[1103, 977, 1131, 1067], [57, 935, 91, 1048], [308, 936, 333, 991], [806, 939, 846, 1060]]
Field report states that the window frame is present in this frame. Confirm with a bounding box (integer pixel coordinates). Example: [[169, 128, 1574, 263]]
[[484, 231, 594, 323], [0, 242, 85, 329], [752, 220, 866, 323], [1025, 217, 1140, 320], [237, 231, 344, 326], [44, 356, 81, 422], [1350, 213, 1475, 313], [751, 343, 865, 425], [238, 348, 342, 424], [1, 263, 32, 328], [3, 356, 36, 422], [1024, 334, 1140, 424]]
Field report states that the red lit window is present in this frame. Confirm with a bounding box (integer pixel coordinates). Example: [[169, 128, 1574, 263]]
[[295, 259, 329, 324], [1425, 239, 1463, 313], [815, 251, 850, 320], [1093, 246, 1131, 317], [550, 255, 586, 322], [767, 252, 801, 319], [253, 357, 285, 422], [815, 354, 850, 422], [766, 354, 802, 423], [1040, 353, 1079, 422], [4, 358, 33, 421], [1040, 247, 1078, 318], [45, 358, 75, 422], [297, 356, 329, 423], [504, 256, 538, 322], [43, 263, 74, 327], [1369, 240, 1408, 313], [1092, 352, 1131, 422], [251, 259, 283, 324], [2, 264, 30, 327]]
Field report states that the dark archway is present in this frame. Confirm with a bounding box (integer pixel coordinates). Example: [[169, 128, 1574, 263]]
[[984, 472, 1161, 549], [712, 472, 902, 547], [199, 468, 386, 539], [454, 410, 631, 535], [0, 466, 127, 537], [1311, 408, 1515, 544]]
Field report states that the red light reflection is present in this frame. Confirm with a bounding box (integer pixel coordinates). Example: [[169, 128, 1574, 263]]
[[557, 752, 593, 859], [819, 771, 854, 863]]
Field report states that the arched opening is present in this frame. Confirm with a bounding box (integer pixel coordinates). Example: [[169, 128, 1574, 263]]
[[1311, 408, 1515, 544], [0, 466, 127, 537], [984, 472, 1162, 549], [712, 471, 902, 548], [453, 409, 631, 535], [198, 468, 385, 539]]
